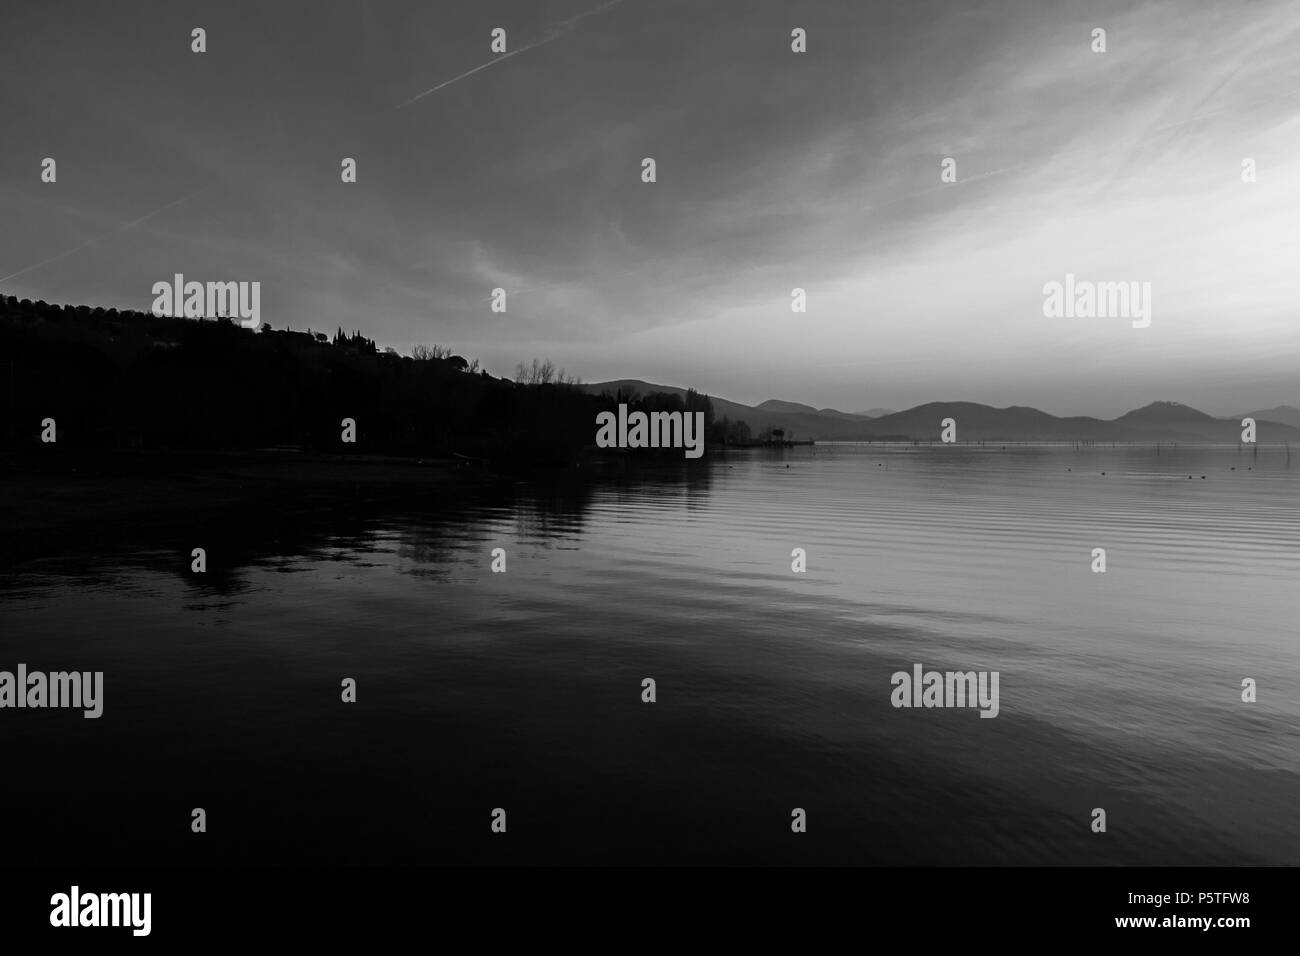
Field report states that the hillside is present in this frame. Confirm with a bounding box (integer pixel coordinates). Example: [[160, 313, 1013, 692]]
[[1236, 405, 1300, 428], [5, 298, 1294, 458], [585, 383, 1300, 443], [0, 296, 620, 465], [583, 380, 886, 440]]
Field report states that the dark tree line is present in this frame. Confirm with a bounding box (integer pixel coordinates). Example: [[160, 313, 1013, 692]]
[[0, 295, 721, 464]]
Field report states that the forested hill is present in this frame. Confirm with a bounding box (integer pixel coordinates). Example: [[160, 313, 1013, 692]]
[[0, 295, 716, 464]]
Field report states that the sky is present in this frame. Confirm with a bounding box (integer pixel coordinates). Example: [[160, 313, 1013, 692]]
[[1, 0, 1298, 418]]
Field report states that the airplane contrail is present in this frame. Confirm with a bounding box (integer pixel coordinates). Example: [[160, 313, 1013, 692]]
[[394, 48, 532, 109], [394, 0, 628, 110], [0, 185, 215, 285]]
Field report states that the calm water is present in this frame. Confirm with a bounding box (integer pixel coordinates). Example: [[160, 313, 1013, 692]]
[[2, 444, 1298, 865]]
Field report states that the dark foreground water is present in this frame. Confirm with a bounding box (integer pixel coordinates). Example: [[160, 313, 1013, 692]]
[[2, 444, 1297, 865]]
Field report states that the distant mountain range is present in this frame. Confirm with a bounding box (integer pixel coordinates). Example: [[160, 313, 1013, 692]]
[[583, 381, 1300, 442], [1235, 406, 1300, 428]]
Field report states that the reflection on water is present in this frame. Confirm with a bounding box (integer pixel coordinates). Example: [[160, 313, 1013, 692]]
[[1, 444, 1297, 865]]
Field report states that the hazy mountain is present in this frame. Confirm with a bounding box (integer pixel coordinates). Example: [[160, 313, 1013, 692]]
[[1235, 405, 1300, 428], [867, 402, 1109, 441], [753, 399, 820, 414], [584, 382, 1300, 442], [1109, 401, 1299, 441], [855, 408, 897, 418], [583, 381, 882, 440], [871, 400, 1300, 441], [755, 400, 874, 422], [753, 399, 861, 417]]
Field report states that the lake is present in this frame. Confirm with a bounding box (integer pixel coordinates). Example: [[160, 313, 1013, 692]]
[[2, 443, 1297, 865]]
